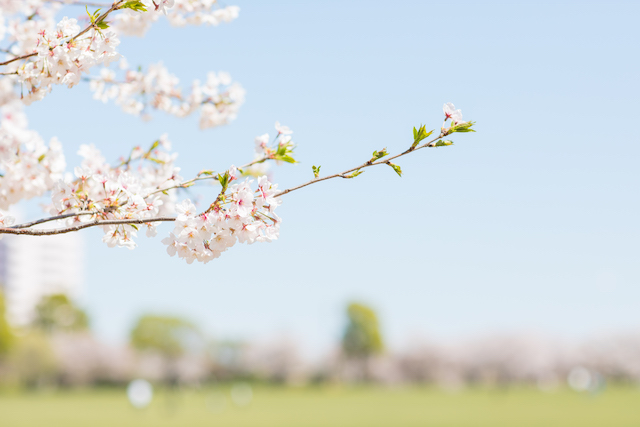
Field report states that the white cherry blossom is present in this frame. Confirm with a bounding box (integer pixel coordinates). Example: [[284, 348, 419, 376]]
[[275, 121, 293, 135], [443, 102, 463, 124]]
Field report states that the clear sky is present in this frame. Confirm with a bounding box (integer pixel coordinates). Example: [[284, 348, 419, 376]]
[[23, 0, 640, 354]]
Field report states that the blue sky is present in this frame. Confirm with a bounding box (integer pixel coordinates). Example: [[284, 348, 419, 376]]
[[23, 0, 640, 353]]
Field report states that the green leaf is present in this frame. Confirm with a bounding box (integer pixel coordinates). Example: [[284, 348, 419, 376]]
[[435, 140, 454, 147], [371, 148, 388, 162], [218, 171, 230, 190], [274, 154, 297, 164], [37, 154, 45, 162], [412, 124, 434, 148], [344, 169, 364, 179], [146, 157, 165, 165], [450, 121, 476, 133], [388, 162, 402, 177], [312, 165, 321, 178], [95, 19, 109, 30], [120, 0, 148, 12], [199, 170, 215, 176]]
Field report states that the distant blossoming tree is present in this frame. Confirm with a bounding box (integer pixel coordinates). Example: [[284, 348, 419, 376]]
[[0, 1, 475, 263]]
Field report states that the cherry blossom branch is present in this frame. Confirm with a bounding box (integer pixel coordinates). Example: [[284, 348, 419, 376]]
[[0, 112, 474, 246], [2, 153, 274, 234], [0, 135, 441, 236], [0, 0, 125, 67], [275, 134, 445, 197]]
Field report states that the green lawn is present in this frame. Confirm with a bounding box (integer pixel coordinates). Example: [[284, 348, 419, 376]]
[[1, 386, 640, 427]]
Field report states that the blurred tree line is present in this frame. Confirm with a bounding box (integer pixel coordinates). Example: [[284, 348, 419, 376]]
[[0, 291, 388, 389], [4, 290, 640, 391]]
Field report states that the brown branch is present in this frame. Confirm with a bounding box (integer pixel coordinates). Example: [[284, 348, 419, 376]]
[[0, 52, 37, 67], [275, 134, 445, 197], [10, 211, 96, 229], [0, 217, 176, 236]]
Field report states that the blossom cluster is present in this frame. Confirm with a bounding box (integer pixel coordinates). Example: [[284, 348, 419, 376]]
[[0, 0, 239, 109], [0, 101, 66, 210], [1, 1, 59, 99], [0, 1, 289, 265], [441, 102, 474, 136], [89, 62, 245, 129], [42, 121, 292, 261], [49, 135, 183, 249], [162, 175, 281, 264], [15, 16, 120, 104], [114, 0, 240, 37]]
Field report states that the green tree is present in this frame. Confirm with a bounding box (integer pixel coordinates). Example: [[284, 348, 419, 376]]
[[33, 294, 89, 333], [130, 315, 202, 385], [341, 302, 384, 381], [0, 290, 14, 355], [5, 331, 58, 388], [342, 302, 384, 358], [130, 315, 200, 358]]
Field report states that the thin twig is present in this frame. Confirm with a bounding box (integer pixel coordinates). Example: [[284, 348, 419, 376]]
[[146, 155, 268, 196], [275, 134, 445, 197], [145, 175, 219, 197]]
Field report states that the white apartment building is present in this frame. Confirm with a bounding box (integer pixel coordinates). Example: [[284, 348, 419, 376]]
[[0, 232, 84, 327]]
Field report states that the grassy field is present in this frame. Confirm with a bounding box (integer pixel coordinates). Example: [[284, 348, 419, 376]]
[[1, 385, 640, 427]]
